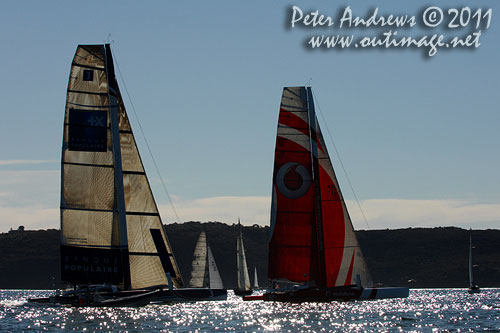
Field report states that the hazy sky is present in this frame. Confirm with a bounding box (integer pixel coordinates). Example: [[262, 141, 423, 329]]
[[1, 1, 499, 232]]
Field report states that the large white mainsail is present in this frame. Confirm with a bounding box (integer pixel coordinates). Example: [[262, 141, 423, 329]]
[[236, 221, 251, 292], [189, 231, 209, 287], [60, 44, 183, 290]]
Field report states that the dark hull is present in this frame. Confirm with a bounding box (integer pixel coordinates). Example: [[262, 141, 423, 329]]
[[233, 289, 252, 296], [244, 286, 409, 302], [28, 289, 159, 307], [468, 285, 481, 294], [153, 288, 227, 303]]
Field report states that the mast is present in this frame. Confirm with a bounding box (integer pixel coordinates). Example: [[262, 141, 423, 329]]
[[236, 219, 251, 291], [306, 87, 326, 287], [104, 44, 131, 290], [469, 233, 474, 286]]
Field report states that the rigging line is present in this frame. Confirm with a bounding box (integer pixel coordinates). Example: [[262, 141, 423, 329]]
[[110, 44, 182, 224], [311, 89, 371, 230]]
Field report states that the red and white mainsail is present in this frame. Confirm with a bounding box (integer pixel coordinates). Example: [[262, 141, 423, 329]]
[[268, 87, 372, 288], [60, 44, 183, 290]]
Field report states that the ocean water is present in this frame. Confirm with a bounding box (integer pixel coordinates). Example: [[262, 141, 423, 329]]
[[0, 289, 499, 331]]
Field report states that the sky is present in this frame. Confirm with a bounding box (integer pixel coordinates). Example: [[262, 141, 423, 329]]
[[0, 1, 499, 232]]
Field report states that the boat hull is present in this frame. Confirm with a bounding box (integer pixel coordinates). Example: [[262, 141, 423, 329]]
[[28, 289, 159, 307], [243, 286, 409, 302], [233, 289, 252, 296], [153, 288, 227, 303], [468, 286, 481, 294]]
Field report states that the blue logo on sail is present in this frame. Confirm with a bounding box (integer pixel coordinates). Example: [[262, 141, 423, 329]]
[[68, 109, 107, 152]]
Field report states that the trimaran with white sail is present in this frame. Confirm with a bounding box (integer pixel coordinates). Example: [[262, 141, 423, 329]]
[[245, 86, 409, 301], [29, 44, 226, 306]]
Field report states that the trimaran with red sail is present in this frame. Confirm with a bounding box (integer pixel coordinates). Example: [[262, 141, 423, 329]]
[[244, 86, 409, 301]]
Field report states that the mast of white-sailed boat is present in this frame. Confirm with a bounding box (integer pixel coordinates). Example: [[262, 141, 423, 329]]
[[104, 44, 131, 289], [469, 233, 474, 287], [236, 219, 251, 291]]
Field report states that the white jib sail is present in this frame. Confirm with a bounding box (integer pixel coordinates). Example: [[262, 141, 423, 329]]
[[236, 228, 251, 291], [207, 244, 224, 289]]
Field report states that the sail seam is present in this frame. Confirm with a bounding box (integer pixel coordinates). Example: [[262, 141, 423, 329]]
[[123, 170, 146, 175], [63, 244, 127, 249], [79, 46, 105, 61], [280, 104, 307, 110], [63, 161, 113, 168], [61, 207, 117, 213], [126, 211, 160, 216], [67, 89, 108, 96], [129, 252, 174, 257], [71, 62, 105, 71], [67, 102, 109, 109]]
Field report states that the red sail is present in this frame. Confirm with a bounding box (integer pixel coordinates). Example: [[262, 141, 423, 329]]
[[268, 87, 372, 288]]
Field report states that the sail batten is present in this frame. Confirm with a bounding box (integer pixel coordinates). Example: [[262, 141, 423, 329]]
[[60, 44, 183, 290], [268, 86, 372, 288]]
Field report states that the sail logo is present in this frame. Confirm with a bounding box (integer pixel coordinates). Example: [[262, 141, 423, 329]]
[[68, 109, 107, 152], [276, 162, 311, 199]]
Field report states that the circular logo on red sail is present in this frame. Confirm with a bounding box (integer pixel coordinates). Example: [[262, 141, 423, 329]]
[[276, 162, 311, 199]]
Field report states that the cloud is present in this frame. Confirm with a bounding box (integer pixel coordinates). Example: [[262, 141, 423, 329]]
[[159, 196, 271, 226], [346, 199, 500, 230], [0, 205, 58, 232], [1, 195, 498, 233], [161, 196, 500, 231], [0, 170, 59, 207]]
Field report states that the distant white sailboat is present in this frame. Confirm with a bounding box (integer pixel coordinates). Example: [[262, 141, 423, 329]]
[[189, 231, 224, 290], [235, 219, 252, 295], [253, 266, 259, 289], [468, 233, 480, 294]]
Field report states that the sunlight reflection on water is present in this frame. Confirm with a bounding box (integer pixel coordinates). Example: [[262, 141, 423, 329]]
[[0, 289, 499, 331]]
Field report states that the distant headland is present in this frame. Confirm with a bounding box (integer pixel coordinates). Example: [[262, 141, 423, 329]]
[[0, 223, 498, 289]]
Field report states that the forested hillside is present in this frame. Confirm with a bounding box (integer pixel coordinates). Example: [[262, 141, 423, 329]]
[[0, 224, 498, 289]]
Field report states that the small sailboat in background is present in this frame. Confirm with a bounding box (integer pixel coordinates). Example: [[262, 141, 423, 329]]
[[187, 231, 227, 299], [253, 266, 259, 289], [245, 86, 409, 302], [468, 232, 480, 294], [234, 220, 252, 296]]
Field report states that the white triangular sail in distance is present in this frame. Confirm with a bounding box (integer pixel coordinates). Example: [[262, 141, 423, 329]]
[[253, 266, 259, 289], [236, 221, 251, 292], [189, 231, 209, 288], [189, 231, 224, 289], [60, 44, 183, 290]]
